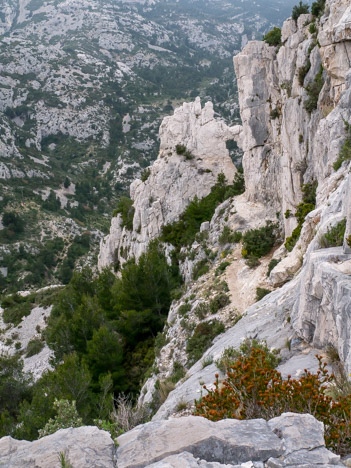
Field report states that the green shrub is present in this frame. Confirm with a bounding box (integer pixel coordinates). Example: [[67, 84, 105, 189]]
[[169, 362, 186, 384], [25, 338, 45, 358], [215, 339, 280, 374], [2, 212, 25, 234], [245, 255, 260, 269], [114, 197, 135, 231], [175, 144, 186, 155], [38, 399, 83, 438], [215, 261, 231, 276], [2, 295, 32, 326], [192, 259, 209, 280], [178, 303, 191, 317], [161, 174, 243, 251], [304, 66, 324, 114], [292, 1, 309, 21], [263, 27, 281, 47], [219, 226, 242, 245], [141, 168, 151, 182], [195, 347, 351, 457], [270, 109, 280, 120], [209, 293, 230, 314], [242, 222, 277, 259], [256, 287, 271, 302], [267, 258, 280, 276], [187, 320, 225, 366], [285, 182, 317, 251], [309, 22, 317, 34], [194, 303, 210, 320], [311, 0, 326, 17], [333, 121, 351, 171], [298, 59, 311, 86], [320, 219, 346, 248]]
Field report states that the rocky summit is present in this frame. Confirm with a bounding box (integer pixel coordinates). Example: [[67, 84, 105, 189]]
[[0, 0, 351, 467]]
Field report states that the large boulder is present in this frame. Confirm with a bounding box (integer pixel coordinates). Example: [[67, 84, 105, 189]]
[[0, 426, 115, 468]]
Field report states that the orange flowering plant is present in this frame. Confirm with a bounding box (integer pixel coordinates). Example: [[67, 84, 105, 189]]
[[194, 344, 351, 455]]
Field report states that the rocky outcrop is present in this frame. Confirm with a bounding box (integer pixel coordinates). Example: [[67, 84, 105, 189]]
[[0, 414, 342, 468], [137, 0, 351, 415], [98, 98, 241, 268], [234, 1, 351, 239], [0, 426, 116, 468]]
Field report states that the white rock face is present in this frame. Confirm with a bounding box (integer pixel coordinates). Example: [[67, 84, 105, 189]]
[[138, 0, 351, 415], [98, 98, 242, 268], [234, 0, 351, 239], [0, 426, 115, 468]]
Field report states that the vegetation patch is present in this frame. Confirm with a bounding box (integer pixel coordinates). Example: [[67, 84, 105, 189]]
[[320, 219, 346, 248], [242, 222, 278, 266], [256, 287, 271, 302], [195, 341, 351, 456], [161, 173, 244, 252], [219, 226, 242, 246], [292, 1, 310, 22], [192, 259, 209, 280], [1, 294, 33, 326], [285, 182, 317, 252], [267, 258, 280, 277], [113, 197, 135, 231], [304, 66, 324, 114], [186, 320, 225, 367], [333, 121, 351, 171], [311, 0, 326, 17], [25, 338, 45, 358], [263, 27, 281, 47], [209, 293, 230, 314], [175, 144, 193, 160]]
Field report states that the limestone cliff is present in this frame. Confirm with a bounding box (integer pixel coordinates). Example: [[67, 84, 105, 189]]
[[136, 0, 351, 416], [98, 98, 241, 268]]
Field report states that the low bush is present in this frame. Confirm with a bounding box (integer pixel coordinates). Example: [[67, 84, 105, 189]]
[[320, 219, 346, 248], [25, 338, 45, 358], [175, 144, 193, 160], [242, 222, 277, 260], [161, 173, 245, 252], [267, 258, 280, 276], [298, 59, 311, 86], [292, 1, 309, 22], [219, 226, 242, 246], [311, 0, 326, 17], [114, 197, 135, 231], [38, 399, 83, 438], [304, 66, 324, 114], [192, 259, 209, 280], [256, 287, 271, 302], [186, 320, 225, 366], [215, 261, 231, 276], [215, 339, 279, 374], [178, 303, 191, 317], [333, 121, 351, 171], [209, 293, 230, 314], [141, 168, 151, 182], [169, 362, 186, 384], [285, 182, 317, 251], [195, 344, 351, 456], [270, 109, 280, 120], [2, 295, 32, 326], [263, 27, 281, 47]]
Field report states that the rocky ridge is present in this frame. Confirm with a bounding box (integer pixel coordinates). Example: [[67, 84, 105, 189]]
[[98, 0, 351, 419], [0, 413, 345, 468], [98, 97, 241, 267]]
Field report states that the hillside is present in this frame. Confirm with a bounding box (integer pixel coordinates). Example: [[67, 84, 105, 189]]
[[0, 0, 294, 294], [0, 0, 351, 467]]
